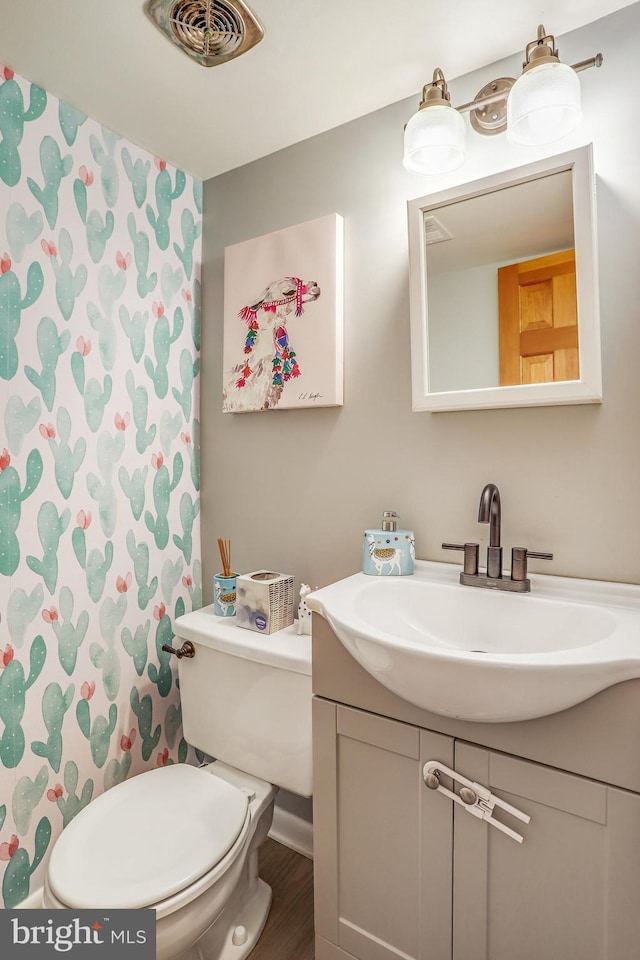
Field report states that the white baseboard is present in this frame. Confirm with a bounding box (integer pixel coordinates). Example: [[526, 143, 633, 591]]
[[16, 887, 43, 908], [268, 807, 313, 860]]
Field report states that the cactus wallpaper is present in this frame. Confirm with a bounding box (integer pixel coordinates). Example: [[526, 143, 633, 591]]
[[0, 68, 202, 907]]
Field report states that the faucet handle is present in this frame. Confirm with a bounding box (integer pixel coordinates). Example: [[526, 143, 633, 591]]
[[511, 547, 553, 582], [442, 542, 479, 576]]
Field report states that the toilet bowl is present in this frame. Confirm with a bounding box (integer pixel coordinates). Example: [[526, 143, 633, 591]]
[[43, 609, 312, 960]]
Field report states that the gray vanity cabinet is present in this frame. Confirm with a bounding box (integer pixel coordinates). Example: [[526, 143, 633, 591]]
[[313, 700, 454, 960], [451, 741, 640, 960], [313, 639, 640, 960]]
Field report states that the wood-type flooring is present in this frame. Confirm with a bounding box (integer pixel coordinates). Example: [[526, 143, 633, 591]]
[[250, 838, 315, 960]]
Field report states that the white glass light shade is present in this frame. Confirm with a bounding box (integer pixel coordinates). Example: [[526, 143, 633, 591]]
[[403, 104, 466, 175], [507, 61, 582, 146]]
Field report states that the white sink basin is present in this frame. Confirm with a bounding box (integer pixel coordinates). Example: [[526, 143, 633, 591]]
[[307, 560, 640, 722]]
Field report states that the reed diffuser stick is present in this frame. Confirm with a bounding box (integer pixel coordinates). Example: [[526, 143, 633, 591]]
[[217, 538, 232, 577]]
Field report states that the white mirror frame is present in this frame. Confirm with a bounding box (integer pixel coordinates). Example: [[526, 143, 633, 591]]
[[408, 145, 601, 412]]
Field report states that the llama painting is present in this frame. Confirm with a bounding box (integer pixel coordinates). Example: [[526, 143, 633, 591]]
[[226, 275, 322, 410], [223, 214, 343, 412]]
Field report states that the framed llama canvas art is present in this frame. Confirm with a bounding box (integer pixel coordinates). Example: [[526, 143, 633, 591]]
[[222, 213, 344, 412]]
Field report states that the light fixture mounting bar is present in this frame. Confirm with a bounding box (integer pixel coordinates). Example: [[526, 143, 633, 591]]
[[571, 53, 604, 73], [457, 85, 513, 116]]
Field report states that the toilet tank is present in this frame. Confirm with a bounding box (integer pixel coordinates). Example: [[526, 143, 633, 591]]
[[173, 606, 312, 797]]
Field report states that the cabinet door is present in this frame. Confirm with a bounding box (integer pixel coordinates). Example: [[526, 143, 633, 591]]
[[313, 699, 454, 960], [451, 741, 640, 960]]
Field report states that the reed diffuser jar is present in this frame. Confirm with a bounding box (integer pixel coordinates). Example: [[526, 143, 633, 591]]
[[214, 573, 237, 617], [214, 538, 237, 617]]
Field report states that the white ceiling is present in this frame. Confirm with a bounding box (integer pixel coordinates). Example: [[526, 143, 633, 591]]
[[426, 171, 574, 272], [0, 0, 632, 180]]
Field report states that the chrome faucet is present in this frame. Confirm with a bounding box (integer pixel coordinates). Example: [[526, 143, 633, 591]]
[[443, 483, 553, 593]]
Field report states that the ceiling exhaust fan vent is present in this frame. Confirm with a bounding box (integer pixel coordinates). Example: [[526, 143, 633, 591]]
[[170, 0, 243, 58], [146, 0, 264, 67], [424, 215, 453, 245]]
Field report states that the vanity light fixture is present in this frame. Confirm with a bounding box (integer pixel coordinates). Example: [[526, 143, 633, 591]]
[[403, 24, 602, 174], [507, 25, 584, 145], [403, 68, 467, 174]]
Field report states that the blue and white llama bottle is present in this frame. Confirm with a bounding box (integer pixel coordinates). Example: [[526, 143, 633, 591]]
[[362, 511, 415, 576]]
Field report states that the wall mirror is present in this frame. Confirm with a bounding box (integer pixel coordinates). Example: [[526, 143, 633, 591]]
[[407, 145, 601, 412]]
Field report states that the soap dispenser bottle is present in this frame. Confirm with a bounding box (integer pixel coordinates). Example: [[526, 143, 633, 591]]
[[363, 511, 415, 577]]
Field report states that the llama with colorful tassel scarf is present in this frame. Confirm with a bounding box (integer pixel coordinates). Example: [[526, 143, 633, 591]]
[[223, 276, 321, 411]]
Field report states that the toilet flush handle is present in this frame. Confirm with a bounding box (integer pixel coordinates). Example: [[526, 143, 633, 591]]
[[161, 641, 196, 659]]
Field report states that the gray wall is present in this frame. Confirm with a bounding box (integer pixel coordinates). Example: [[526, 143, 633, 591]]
[[202, 4, 640, 600], [427, 263, 499, 392]]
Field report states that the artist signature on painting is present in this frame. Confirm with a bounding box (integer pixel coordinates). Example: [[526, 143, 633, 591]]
[[298, 391, 324, 402]]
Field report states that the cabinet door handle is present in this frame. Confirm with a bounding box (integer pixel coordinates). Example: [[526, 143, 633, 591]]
[[423, 760, 531, 844]]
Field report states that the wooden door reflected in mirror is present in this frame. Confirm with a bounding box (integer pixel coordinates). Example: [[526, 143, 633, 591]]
[[498, 249, 578, 386]]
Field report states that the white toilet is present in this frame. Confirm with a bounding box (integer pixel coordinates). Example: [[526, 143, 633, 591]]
[[43, 606, 313, 960]]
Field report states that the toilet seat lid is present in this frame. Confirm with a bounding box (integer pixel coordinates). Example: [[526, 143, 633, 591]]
[[47, 764, 249, 909]]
